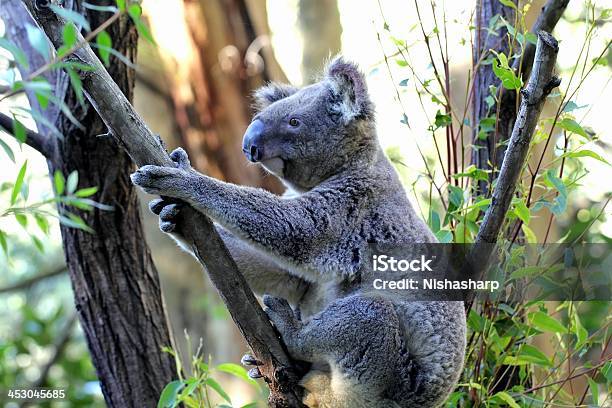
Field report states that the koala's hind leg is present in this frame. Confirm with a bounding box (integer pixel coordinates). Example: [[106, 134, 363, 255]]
[[264, 295, 402, 408]]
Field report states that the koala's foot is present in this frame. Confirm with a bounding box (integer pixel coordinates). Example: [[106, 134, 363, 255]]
[[241, 354, 264, 379], [263, 295, 304, 357], [131, 148, 194, 197]]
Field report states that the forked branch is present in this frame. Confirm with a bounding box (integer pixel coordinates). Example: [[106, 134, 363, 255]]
[[476, 31, 560, 245]]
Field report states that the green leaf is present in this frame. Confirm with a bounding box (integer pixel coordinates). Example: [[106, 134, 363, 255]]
[[25, 24, 50, 60], [522, 224, 537, 243], [434, 110, 452, 128], [54, 170, 65, 195], [562, 101, 587, 113], [157, 380, 184, 408], [15, 213, 28, 228], [510, 266, 542, 279], [66, 170, 79, 194], [49, 5, 91, 32], [67, 68, 85, 106], [587, 377, 599, 406], [435, 229, 453, 243], [573, 313, 588, 347], [0, 37, 29, 68], [11, 161, 27, 205], [12, 117, 27, 143], [34, 214, 50, 234], [513, 199, 530, 224], [0, 138, 15, 163], [128, 4, 155, 44], [62, 23, 78, 48], [498, 0, 517, 10], [565, 149, 609, 165], [59, 213, 93, 233], [395, 59, 408, 67], [205, 378, 231, 403], [32, 235, 45, 253], [557, 118, 589, 139], [528, 311, 567, 333], [602, 361, 612, 382], [492, 53, 522, 90], [0, 230, 7, 255], [75, 186, 98, 198], [216, 363, 258, 385], [116, 0, 126, 12], [544, 170, 567, 215], [96, 31, 112, 66], [428, 210, 440, 232], [448, 185, 464, 208], [82, 3, 119, 13], [467, 310, 485, 332], [241, 403, 259, 408], [494, 391, 520, 408]]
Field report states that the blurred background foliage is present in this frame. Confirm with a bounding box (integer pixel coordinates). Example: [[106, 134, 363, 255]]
[[0, 0, 610, 406]]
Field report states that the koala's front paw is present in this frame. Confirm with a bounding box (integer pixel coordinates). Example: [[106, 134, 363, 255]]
[[149, 197, 185, 234], [263, 295, 302, 350], [131, 148, 194, 197]]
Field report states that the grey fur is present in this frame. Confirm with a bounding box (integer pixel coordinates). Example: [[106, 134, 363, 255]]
[[131, 57, 465, 407]]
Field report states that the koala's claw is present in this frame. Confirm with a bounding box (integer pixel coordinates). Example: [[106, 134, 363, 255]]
[[149, 198, 185, 234], [241, 354, 262, 367], [149, 198, 167, 215], [247, 367, 263, 379], [170, 147, 191, 169], [263, 295, 301, 335]]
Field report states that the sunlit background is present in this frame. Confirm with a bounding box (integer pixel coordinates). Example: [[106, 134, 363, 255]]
[[1, 0, 610, 406]]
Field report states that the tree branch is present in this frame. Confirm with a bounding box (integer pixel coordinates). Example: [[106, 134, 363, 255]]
[[511, 0, 569, 78], [19, 1, 304, 406], [476, 31, 560, 244], [0, 264, 66, 294], [0, 112, 55, 158]]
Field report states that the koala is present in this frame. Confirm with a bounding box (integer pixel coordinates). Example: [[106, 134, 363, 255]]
[[131, 57, 466, 408]]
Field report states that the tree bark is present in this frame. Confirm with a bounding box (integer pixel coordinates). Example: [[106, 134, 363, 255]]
[[1, 1, 177, 406], [471, 0, 569, 197], [471, 0, 516, 196], [17, 1, 306, 406], [476, 31, 560, 244]]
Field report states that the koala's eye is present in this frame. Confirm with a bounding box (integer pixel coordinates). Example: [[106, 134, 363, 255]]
[[289, 118, 300, 127]]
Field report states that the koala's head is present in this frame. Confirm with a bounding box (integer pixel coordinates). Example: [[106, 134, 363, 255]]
[[243, 57, 376, 191]]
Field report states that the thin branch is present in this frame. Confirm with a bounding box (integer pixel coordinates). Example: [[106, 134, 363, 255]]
[[19, 2, 305, 406], [0, 265, 66, 294], [511, 0, 570, 78], [476, 31, 560, 244], [0, 111, 55, 158]]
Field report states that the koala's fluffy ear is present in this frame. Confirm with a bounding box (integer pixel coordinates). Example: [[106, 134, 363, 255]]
[[325, 56, 373, 123], [253, 82, 298, 111]]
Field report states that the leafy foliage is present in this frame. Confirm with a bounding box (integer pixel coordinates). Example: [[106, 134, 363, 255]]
[[158, 334, 263, 408]]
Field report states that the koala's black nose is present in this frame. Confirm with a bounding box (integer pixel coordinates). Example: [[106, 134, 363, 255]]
[[243, 119, 265, 162]]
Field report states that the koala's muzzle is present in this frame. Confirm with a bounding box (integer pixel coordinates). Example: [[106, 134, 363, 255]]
[[242, 119, 265, 162]]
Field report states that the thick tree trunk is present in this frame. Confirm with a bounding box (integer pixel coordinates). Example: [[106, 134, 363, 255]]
[[471, 0, 516, 196], [298, 0, 342, 83], [2, 1, 177, 407]]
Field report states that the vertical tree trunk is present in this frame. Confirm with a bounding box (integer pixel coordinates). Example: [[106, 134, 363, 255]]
[[2, 1, 177, 406], [298, 0, 342, 84], [471, 0, 516, 196]]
